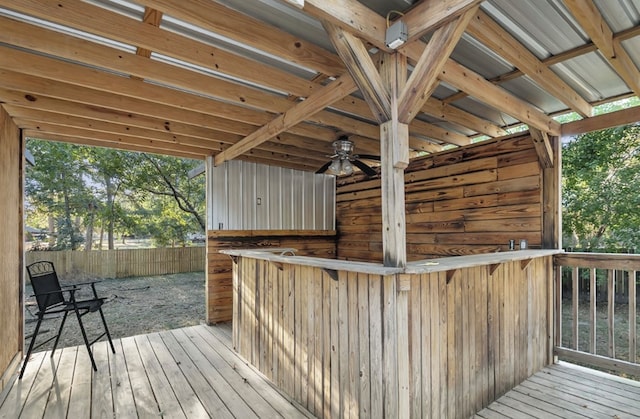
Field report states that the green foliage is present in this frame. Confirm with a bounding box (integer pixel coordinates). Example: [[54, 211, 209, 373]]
[[562, 124, 640, 250], [25, 139, 205, 249]]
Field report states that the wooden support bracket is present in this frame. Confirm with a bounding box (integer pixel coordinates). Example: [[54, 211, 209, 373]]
[[270, 261, 284, 271], [529, 127, 554, 168], [488, 263, 500, 276], [323, 268, 339, 281], [446, 269, 458, 284], [521, 258, 533, 270]]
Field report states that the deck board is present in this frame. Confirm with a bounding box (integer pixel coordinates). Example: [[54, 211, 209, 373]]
[[1, 324, 311, 418], [479, 362, 640, 419], [5, 325, 637, 419]]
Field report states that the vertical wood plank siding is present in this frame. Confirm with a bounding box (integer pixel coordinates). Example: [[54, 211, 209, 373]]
[[26, 247, 205, 279], [0, 106, 23, 393], [233, 255, 553, 418], [207, 230, 337, 323], [336, 134, 543, 262]]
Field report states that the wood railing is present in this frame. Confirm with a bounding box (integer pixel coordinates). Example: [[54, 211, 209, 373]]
[[553, 253, 640, 377]]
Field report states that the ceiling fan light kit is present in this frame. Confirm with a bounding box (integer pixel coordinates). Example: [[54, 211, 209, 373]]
[[316, 136, 379, 177]]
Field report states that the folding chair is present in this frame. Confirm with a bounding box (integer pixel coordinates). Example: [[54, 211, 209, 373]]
[[20, 261, 115, 378]]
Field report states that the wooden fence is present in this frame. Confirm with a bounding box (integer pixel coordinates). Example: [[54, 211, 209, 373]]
[[26, 247, 205, 279]]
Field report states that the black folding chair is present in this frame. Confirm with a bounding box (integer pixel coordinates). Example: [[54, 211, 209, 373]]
[[20, 261, 115, 378]]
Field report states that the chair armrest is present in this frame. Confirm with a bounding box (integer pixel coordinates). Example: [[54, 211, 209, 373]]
[[71, 280, 103, 287], [31, 288, 76, 297]]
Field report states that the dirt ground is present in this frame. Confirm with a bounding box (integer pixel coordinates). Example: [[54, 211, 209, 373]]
[[24, 272, 205, 352]]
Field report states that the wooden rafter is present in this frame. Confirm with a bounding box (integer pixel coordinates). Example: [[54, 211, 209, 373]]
[[214, 74, 357, 166], [421, 97, 508, 137], [563, 0, 640, 97], [323, 22, 391, 123], [398, 6, 478, 123], [3, 0, 512, 150], [290, 0, 562, 136], [5, 104, 331, 164], [467, 10, 592, 117], [441, 23, 640, 105], [400, 0, 482, 45], [434, 57, 562, 135], [133, 0, 345, 77]]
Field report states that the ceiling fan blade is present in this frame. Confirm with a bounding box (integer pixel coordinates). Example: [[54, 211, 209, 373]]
[[352, 159, 378, 177], [357, 154, 381, 161], [316, 161, 332, 174]]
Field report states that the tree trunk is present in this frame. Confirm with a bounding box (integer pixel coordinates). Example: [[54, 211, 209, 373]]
[[105, 176, 115, 250], [85, 202, 95, 251]]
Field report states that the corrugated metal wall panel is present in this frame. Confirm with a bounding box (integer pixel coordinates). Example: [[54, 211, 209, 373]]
[[207, 160, 335, 230]]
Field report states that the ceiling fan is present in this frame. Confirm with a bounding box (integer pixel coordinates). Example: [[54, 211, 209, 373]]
[[316, 136, 380, 177]]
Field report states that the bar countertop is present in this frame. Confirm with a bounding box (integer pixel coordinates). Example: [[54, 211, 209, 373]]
[[220, 248, 562, 276]]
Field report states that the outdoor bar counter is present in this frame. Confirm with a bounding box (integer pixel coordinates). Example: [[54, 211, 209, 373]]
[[221, 248, 561, 418]]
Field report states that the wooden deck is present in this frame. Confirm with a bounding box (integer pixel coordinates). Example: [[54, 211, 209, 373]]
[[476, 362, 640, 418], [0, 324, 312, 418]]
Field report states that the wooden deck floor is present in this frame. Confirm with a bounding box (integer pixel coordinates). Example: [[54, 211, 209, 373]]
[[476, 362, 640, 418], [0, 324, 312, 418]]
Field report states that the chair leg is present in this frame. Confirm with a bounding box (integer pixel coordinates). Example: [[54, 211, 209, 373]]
[[74, 307, 98, 371], [51, 311, 69, 356], [19, 315, 44, 379], [98, 308, 116, 354]]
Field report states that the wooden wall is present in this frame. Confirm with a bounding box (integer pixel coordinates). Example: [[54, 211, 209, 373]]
[[206, 230, 336, 323], [406, 257, 553, 418], [336, 134, 544, 262], [0, 106, 22, 393], [232, 255, 553, 418]]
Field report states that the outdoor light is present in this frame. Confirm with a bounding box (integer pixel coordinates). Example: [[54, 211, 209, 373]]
[[341, 159, 353, 175], [385, 20, 408, 49], [327, 159, 342, 175]]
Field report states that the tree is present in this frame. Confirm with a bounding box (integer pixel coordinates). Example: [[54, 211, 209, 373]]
[[127, 153, 205, 232], [562, 124, 640, 250], [25, 139, 205, 249], [25, 141, 89, 250]]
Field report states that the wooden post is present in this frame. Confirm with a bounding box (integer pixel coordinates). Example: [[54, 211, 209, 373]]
[[542, 135, 561, 249], [379, 53, 409, 268]]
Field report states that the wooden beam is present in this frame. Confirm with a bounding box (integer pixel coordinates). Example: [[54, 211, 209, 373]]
[[421, 97, 508, 137], [0, 70, 356, 154], [561, 105, 640, 136], [467, 9, 593, 117], [134, 0, 344, 77], [441, 24, 640, 105], [0, 48, 371, 148], [563, 0, 640, 97], [5, 103, 330, 164], [432, 57, 562, 136], [401, 0, 482, 44], [289, 1, 563, 136], [323, 22, 391, 123], [529, 127, 554, 169], [284, 0, 386, 51], [214, 74, 357, 165], [398, 6, 477, 123], [2, 0, 372, 121]]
